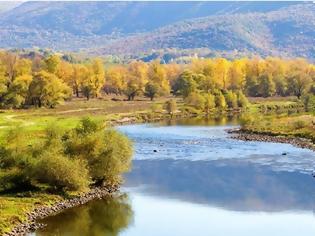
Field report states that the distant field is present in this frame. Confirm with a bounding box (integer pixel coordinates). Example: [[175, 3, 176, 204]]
[[0, 96, 180, 136]]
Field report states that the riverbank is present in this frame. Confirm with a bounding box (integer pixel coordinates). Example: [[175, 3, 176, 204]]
[[3, 186, 118, 236], [229, 128, 315, 152]]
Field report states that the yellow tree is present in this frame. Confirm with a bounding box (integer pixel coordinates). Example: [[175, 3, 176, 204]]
[[56, 61, 74, 86], [213, 58, 230, 90], [105, 65, 128, 95], [45, 55, 61, 74], [71, 64, 89, 97], [147, 61, 170, 96], [228, 59, 246, 91], [85, 58, 105, 98]]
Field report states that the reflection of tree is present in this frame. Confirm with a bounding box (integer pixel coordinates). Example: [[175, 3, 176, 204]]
[[88, 194, 133, 236], [161, 115, 240, 126], [37, 194, 133, 236]]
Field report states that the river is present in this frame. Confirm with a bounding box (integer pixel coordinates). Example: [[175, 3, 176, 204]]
[[32, 117, 315, 236]]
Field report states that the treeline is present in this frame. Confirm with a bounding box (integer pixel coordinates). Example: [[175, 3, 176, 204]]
[[0, 118, 132, 192], [0, 50, 314, 109]]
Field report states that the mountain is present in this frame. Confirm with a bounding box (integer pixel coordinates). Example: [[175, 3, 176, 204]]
[[0, 1, 314, 60], [94, 3, 315, 59], [0, 1, 21, 14]]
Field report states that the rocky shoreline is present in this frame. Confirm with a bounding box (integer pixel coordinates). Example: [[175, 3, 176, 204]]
[[4, 186, 118, 236], [228, 128, 315, 152]]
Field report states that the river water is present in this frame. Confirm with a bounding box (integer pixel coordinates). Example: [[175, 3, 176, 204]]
[[33, 117, 315, 236]]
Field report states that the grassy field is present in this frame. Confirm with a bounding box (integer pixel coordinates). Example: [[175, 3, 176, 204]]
[[0, 97, 176, 135], [241, 113, 315, 141]]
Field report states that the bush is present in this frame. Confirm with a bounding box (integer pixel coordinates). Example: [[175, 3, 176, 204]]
[[0, 117, 133, 192], [203, 93, 216, 114], [164, 99, 177, 116], [35, 149, 90, 191], [292, 120, 308, 129], [237, 91, 249, 108], [225, 91, 238, 109], [303, 94, 315, 112], [215, 92, 227, 109], [64, 119, 133, 186], [185, 92, 205, 110]]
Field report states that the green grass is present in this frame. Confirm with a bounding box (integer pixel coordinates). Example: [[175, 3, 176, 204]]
[[0, 193, 62, 235], [241, 113, 315, 141]]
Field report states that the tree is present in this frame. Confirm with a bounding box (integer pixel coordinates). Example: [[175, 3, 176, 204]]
[[147, 61, 170, 96], [287, 72, 312, 99], [258, 74, 276, 97], [45, 55, 61, 74], [88, 58, 105, 98], [173, 70, 198, 97], [245, 75, 259, 97], [213, 58, 230, 90], [28, 71, 71, 108], [105, 66, 127, 95], [228, 59, 246, 91], [144, 82, 159, 101]]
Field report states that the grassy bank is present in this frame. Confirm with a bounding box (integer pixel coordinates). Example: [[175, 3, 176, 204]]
[[0, 193, 61, 235], [240, 113, 315, 142]]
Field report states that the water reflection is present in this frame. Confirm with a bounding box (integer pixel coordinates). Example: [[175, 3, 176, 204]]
[[36, 194, 133, 236], [126, 159, 315, 212]]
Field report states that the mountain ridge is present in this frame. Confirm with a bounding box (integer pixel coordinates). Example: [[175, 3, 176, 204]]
[[0, 1, 314, 60]]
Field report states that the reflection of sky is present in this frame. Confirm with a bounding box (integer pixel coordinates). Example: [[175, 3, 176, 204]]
[[118, 124, 315, 174], [121, 193, 315, 236], [119, 123, 315, 235]]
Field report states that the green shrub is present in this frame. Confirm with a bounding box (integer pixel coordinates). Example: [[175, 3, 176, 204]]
[[292, 120, 308, 129], [185, 92, 205, 110], [164, 99, 177, 116], [203, 93, 216, 114], [237, 91, 249, 108], [34, 149, 90, 191], [215, 92, 227, 109], [64, 119, 133, 186], [0, 117, 133, 192], [225, 91, 238, 109]]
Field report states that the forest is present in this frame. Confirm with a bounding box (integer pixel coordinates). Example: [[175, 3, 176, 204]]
[[0, 51, 314, 112]]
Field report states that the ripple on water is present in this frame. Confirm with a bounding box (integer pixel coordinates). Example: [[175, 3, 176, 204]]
[[118, 124, 315, 174]]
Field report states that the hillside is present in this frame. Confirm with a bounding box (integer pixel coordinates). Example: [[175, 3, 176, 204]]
[[93, 3, 315, 59], [0, 1, 314, 60]]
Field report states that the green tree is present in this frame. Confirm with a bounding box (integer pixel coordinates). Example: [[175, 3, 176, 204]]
[[173, 70, 198, 97], [258, 74, 276, 97], [287, 72, 312, 99], [45, 55, 61, 74], [144, 82, 159, 101]]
